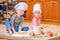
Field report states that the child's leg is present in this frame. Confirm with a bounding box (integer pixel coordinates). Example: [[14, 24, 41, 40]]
[[21, 27, 29, 31], [4, 19, 12, 34], [14, 26, 19, 32]]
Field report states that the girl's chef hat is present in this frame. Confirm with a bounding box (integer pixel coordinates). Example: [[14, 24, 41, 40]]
[[33, 3, 42, 13], [15, 2, 28, 11]]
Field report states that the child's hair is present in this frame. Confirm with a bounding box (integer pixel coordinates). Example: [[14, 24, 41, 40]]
[[33, 3, 42, 14]]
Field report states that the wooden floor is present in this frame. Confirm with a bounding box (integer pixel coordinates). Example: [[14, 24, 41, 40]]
[[0, 22, 60, 40], [0, 39, 6, 40]]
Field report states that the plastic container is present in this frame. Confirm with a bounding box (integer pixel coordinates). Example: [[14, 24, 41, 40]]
[[33, 26, 40, 34]]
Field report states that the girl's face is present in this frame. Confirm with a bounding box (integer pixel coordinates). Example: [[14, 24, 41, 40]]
[[34, 11, 41, 18], [16, 9, 24, 16]]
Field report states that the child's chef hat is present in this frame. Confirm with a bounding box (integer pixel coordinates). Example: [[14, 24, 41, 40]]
[[33, 3, 42, 13], [15, 2, 28, 11]]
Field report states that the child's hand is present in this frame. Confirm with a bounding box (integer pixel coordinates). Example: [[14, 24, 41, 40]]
[[9, 31, 12, 35]]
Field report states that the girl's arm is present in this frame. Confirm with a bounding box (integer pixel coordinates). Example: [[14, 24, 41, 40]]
[[33, 18, 38, 26]]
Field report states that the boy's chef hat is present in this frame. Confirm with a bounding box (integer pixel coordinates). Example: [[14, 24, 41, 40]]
[[15, 2, 28, 11], [33, 3, 42, 13]]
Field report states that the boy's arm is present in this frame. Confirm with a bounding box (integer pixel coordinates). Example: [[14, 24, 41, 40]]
[[19, 17, 24, 27], [19, 17, 24, 31], [10, 14, 16, 33]]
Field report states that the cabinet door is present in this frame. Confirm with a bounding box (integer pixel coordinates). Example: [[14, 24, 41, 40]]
[[43, 0, 59, 22]]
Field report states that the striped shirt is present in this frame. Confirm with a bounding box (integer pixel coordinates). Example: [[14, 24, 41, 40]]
[[10, 14, 24, 27]]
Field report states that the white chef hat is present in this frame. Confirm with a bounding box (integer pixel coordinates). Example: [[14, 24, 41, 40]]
[[15, 2, 28, 11], [33, 3, 42, 14]]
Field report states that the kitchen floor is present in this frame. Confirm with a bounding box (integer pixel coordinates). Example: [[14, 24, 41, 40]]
[[0, 22, 60, 40]]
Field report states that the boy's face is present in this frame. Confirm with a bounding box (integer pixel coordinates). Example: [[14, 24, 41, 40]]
[[34, 11, 41, 18], [16, 9, 24, 16]]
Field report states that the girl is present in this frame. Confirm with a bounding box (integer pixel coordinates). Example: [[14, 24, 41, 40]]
[[30, 3, 42, 35], [4, 2, 28, 34]]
